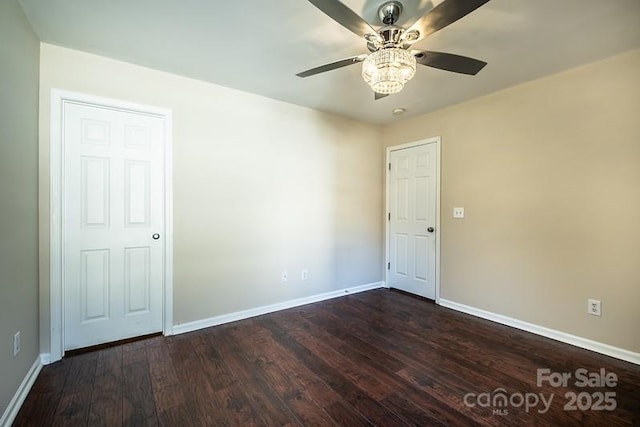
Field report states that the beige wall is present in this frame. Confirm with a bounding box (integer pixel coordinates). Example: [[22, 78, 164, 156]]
[[38, 44, 383, 351], [0, 0, 40, 417], [383, 49, 640, 352], [33, 41, 640, 358]]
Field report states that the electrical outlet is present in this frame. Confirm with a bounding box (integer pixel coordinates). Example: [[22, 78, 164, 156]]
[[453, 207, 465, 219], [587, 299, 601, 316], [13, 332, 21, 356], [301, 269, 308, 281], [281, 270, 288, 282]]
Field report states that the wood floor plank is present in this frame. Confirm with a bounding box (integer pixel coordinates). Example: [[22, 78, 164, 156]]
[[146, 337, 188, 416], [12, 357, 72, 426], [254, 316, 409, 426], [352, 292, 562, 384], [288, 304, 499, 425], [52, 351, 98, 426], [12, 289, 640, 426], [311, 296, 620, 426], [292, 305, 407, 372], [270, 310, 397, 401], [163, 338, 222, 425], [250, 359, 334, 426], [222, 323, 332, 425], [88, 346, 123, 426], [192, 331, 237, 391], [120, 336, 158, 425], [380, 392, 449, 426], [199, 325, 299, 425], [324, 296, 532, 390], [215, 383, 265, 426], [276, 308, 489, 425], [53, 393, 92, 427], [314, 299, 508, 425], [227, 320, 342, 408], [324, 400, 373, 427]]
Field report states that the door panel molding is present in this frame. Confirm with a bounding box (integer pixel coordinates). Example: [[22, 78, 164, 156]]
[[49, 89, 173, 362], [385, 137, 441, 302]]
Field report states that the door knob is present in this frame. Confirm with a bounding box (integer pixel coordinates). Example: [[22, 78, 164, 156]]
[[427, 227, 435, 233], [152, 233, 160, 240]]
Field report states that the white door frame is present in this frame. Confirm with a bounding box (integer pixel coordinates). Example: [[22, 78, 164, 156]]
[[49, 89, 174, 362], [385, 137, 441, 303]]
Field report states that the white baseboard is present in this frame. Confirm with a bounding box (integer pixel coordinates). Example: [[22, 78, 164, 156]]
[[40, 353, 51, 365], [173, 281, 385, 335], [439, 299, 640, 365], [0, 357, 42, 427]]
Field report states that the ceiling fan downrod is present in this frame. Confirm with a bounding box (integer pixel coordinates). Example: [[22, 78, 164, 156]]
[[375, 2, 419, 49]]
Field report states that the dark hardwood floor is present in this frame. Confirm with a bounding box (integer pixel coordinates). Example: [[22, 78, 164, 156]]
[[13, 289, 640, 426]]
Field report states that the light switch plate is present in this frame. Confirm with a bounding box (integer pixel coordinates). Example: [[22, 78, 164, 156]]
[[453, 207, 465, 219]]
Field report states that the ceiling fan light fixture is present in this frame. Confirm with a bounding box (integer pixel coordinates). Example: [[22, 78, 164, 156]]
[[362, 48, 416, 94]]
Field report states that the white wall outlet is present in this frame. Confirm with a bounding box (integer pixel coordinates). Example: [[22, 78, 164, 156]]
[[587, 299, 601, 316], [281, 270, 288, 282], [13, 331, 21, 356], [453, 207, 465, 219], [301, 269, 308, 281]]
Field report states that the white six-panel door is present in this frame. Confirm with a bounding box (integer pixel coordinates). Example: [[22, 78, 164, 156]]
[[388, 142, 438, 299], [63, 102, 165, 350]]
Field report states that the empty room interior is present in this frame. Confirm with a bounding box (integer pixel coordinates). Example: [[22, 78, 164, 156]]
[[1, 0, 639, 425]]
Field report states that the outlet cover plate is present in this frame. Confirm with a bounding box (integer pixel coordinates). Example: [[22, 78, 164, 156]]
[[453, 207, 465, 219], [587, 299, 601, 316], [13, 332, 21, 356]]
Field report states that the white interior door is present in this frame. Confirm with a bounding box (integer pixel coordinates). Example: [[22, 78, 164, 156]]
[[63, 102, 165, 350], [387, 142, 438, 299]]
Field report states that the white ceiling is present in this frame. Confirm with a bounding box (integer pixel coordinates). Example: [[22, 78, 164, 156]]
[[18, 0, 640, 124]]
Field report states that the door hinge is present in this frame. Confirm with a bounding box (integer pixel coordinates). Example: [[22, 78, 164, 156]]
[[387, 262, 390, 270], [388, 163, 391, 171], [388, 212, 391, 221]]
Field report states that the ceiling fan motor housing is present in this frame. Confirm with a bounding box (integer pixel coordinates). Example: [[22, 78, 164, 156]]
[[378, 1, 403, 25], [379, 26, 404, 47]]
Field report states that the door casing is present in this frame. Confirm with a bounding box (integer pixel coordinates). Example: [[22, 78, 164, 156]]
[[385, 137, 441, 303], [49, 89, 174, 362]]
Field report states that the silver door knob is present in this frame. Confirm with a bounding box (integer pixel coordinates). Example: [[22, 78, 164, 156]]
[[152, 233, 160, 240], [427, 227, 435, 233]]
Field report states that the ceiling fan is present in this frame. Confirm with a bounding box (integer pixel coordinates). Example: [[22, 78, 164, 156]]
[[297, 0, 490, 99]]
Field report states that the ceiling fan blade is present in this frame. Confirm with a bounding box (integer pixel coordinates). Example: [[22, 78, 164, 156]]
[[296, 55, 366, 78], [414, 51, 487, 75], [307, 0, 380, 40], [407, 0, 490, 41], [375, 92, 389, 100]]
